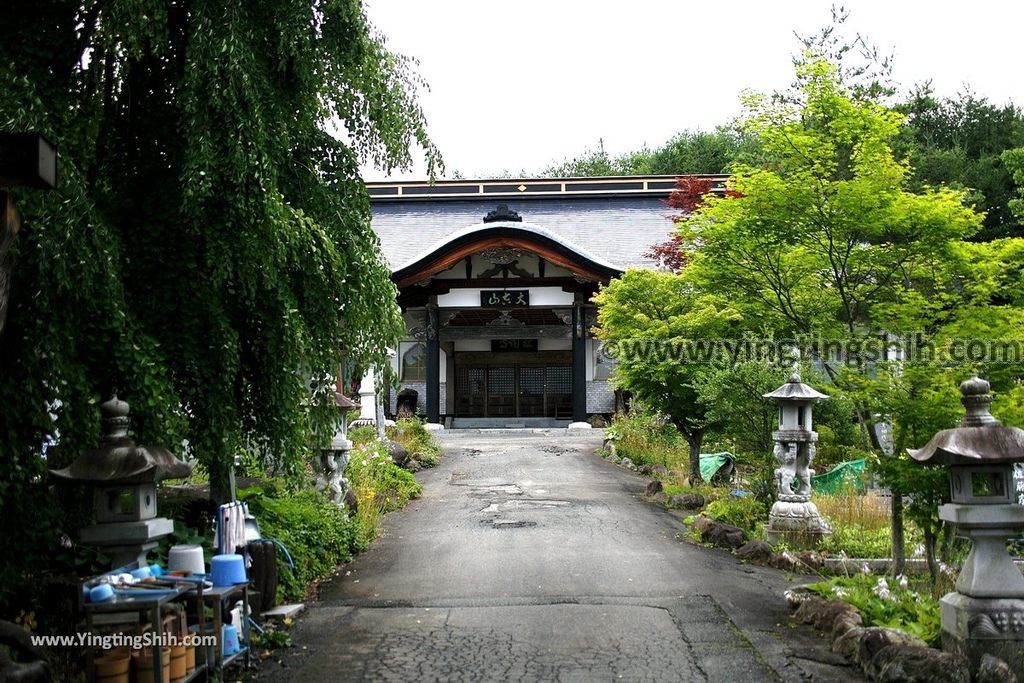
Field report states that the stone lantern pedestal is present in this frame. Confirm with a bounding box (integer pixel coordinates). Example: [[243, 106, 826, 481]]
[[763, 373, 832, 549], [910, 377, 1024, 678]]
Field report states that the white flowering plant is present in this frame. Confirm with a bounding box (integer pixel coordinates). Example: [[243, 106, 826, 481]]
[[806, 573, 940, 646]]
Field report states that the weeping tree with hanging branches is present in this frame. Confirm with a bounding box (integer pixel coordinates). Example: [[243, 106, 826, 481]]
[[0, 0, 438, 613]]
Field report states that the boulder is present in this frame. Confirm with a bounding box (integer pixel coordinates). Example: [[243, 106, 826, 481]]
[[769, 550, 800, 571], [735, 540, 774, 564], [645, 480, 664, 496], [667, 493, 706, 510], [874, 645, 970, 683], [793, 597, 860, 634], [796, 550, 823, 571], [638, 464, 654, 476], [831, 611, 863, 639], [388, 440, 410, 467], [620, 457, 636, 471], [855, 628, 929, 679], [405, 460, 423, 473], [343, 486, 359, 513], [693, 517, 747, 549], [784, 586, 815, 610], [977, 654, 1019, 683], [651, 464, 670, 477], [832, 625, 865, 658]]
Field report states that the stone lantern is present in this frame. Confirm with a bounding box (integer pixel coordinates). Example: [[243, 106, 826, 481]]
[[51, 396, 193, 567], [909, 376, 1024, 677], [316, 391, 357, 507], [763, 372, 831, 547]]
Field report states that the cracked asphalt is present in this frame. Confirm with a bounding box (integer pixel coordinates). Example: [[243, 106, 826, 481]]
[[256, 431, 864, 682]]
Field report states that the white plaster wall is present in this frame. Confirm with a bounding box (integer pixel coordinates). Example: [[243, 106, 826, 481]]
[[538, 339, 571, 351]]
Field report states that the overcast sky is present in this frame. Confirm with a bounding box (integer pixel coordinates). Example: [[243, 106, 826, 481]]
[[358, 0, 1024, 181]]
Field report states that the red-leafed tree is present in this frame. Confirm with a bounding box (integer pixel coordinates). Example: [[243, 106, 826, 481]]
[[645, 176, 734, 272]]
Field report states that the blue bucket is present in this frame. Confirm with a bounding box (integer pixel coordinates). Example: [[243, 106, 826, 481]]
[[210, 554, 246, 586]]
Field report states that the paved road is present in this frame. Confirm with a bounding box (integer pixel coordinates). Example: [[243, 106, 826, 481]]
[[257, 431, 863, 682]]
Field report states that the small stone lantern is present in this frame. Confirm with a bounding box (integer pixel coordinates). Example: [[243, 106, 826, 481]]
[[51, 396, 193, 567], [763, 372, 831, 547], [316, 391, 357, 507], [909, 376, 1024, 677]]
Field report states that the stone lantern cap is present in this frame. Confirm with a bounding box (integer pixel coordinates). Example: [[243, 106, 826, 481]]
[[763, 372, 829, 402], [908, 377, 1024, 466], [50, 395, 193, 484], [334, 391, 358, 409]]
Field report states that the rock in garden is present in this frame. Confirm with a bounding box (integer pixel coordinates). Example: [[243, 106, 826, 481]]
[[651, 464, 670, 477], [832, 625, 865, 658], [784, 586, 815, 610], [667, 493, 706, 510], [977, 654, 1019, 683], [343, 487, 359, 513], [388, 440, 410, 467], [874, 645, 970, 683], [793, 597, 860, 634], [855, 627, 929, 678], [769, 550, 800, 571], [795, 550, 823, 571], [406, 460, 422, 473], [693, 517, 746, 549], [831, 611, 863, 639], [650, 491, 668, 505], [735, 540, 774, 564], [620, 457, 636, 470], [637, 464, 654, 475], [645, 480, 663, 496]]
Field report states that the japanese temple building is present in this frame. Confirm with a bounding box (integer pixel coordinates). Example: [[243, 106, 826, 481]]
[[367, 175, 726, 428]]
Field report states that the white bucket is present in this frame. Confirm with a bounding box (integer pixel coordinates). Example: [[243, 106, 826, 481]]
[[168, 544, 205, 575]]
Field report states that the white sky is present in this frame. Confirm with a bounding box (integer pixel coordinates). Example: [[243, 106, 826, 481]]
[[359, 0, 1024, 181]]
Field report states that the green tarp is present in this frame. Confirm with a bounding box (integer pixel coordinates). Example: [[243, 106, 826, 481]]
[[699, 452, 735, 482], [811, 459, 868, 494]]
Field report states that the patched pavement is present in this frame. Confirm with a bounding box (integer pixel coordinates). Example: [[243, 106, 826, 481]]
[[256, 431, 863, 682]]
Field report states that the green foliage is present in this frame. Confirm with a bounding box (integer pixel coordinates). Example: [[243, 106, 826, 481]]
[[347, 434, 422, 551], [807, 573, 941, 646], [239, 485, 354, 603], [386, 418, 441, 468], [819, 523, 892, 559], [1, 0, 438, 618], [595, 268, 745, 481], [703, 497, 767, 538], [606, 406, 688, 469], [899, 89, 1024, 240]]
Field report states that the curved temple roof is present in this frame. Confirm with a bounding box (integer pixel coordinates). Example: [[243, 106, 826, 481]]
[[391, 220, 625, 287]]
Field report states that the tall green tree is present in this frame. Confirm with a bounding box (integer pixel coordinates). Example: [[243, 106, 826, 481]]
[[0, 0, 438, 607], [898, 87, 1024, 240], [594, 269, 744, 482]]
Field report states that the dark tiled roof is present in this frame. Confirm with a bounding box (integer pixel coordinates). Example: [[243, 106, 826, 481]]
[[370, 196, 677, 270]]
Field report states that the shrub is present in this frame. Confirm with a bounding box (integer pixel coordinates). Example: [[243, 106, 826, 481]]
[[606, 407, 689, 469], [239, 486, 354, 603], [816, 490, 894, 558], [819, 523, 892, 559], [347, 436, 422, 551], [703, 496, 767, 538], [386, 418, 441, 467], [806, 573, 941, 646]]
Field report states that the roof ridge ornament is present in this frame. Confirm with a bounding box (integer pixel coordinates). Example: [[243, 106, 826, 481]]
[[482, 204, 522, 223]]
